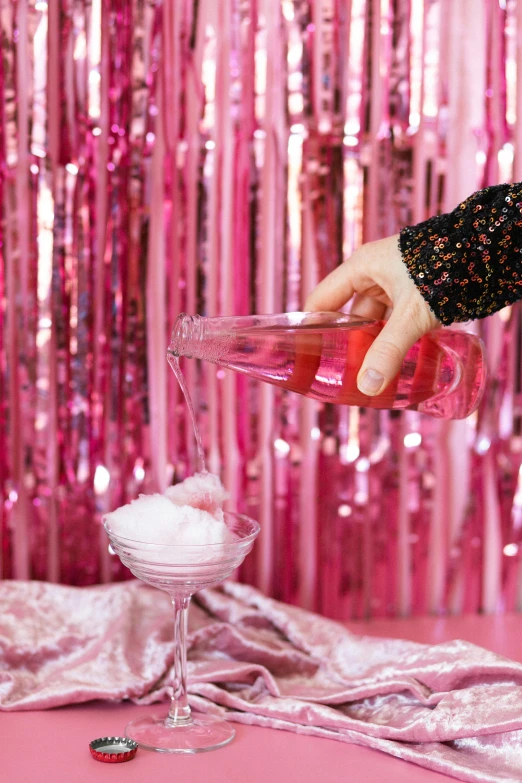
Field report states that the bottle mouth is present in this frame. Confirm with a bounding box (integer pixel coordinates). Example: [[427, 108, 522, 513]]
[[168, 313, 201, 358]]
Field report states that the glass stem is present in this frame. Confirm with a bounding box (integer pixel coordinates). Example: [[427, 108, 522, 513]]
[[165, 594, 192, 728]]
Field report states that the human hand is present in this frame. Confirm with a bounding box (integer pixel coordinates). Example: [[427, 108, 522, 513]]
[[304, 234, 440, 396]]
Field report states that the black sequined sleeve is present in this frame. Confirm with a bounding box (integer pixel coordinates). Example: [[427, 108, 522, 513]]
[[399, 182, 522, 325]]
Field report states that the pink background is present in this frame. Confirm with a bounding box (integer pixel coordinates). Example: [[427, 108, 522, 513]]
[[1, 0, 522, 619]]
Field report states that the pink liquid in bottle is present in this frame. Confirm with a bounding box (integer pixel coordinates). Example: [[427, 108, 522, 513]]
[[168, 312, 487, 420]]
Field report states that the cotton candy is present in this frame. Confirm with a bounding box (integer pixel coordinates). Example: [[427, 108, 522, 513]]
[[103, 473, 232, 556], [164, 471, 229, 514]]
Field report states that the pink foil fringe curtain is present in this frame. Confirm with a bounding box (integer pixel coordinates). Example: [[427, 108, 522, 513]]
[[1, 0, 522, 619]]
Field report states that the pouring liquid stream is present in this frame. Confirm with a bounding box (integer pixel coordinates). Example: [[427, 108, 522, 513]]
[[167, 355, 206, 474]]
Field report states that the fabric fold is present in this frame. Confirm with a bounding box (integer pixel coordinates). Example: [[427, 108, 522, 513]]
[[2, 579, 522, 782]]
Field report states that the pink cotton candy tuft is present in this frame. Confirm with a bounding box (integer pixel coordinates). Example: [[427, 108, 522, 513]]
[[102, 473, 232, 556], [164, 471, 229, 514]]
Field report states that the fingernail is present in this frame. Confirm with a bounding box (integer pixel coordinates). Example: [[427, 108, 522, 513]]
[[358, 369, 385, 396]]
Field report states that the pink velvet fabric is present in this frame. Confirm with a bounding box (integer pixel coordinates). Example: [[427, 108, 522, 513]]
[[2, 580, 522, 782]]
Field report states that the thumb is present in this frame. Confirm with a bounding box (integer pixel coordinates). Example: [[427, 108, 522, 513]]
[[356, 303, 431, 396]]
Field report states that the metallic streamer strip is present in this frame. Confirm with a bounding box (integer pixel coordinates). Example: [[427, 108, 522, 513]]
[[50, 1, 77, 583], [3, 0, 30, 581], [304, 0, 355, 615], [146, 9, 167, 494], [182, 0, 206, 479], [236, 1, 262, 588], [212, 0, 236, 494], [222, 0, 256, 518], [253, 0, 286, 595], [92, 0, 113, 583], [97, 0, 132, 582], [30, 0, 54, 582], [410, 0, 427, 225], [16, 1, 38, 579], [436, 0, 485, 615], [0, 1, 9, 580], [428, 422, 451, 613], [162, 0, 191, 479], [203, 0, 222, 479], [498, 310, 522, 611], [233, 0, 258, 576], [483, 0, 507, 187], [295, 1, 319, 611], [495, 1, 522, 610], [125, 0, 156, 502], [283, 2, 308, 607]]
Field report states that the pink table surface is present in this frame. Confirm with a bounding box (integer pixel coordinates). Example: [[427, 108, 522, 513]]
[[2, 613, 521, 783]]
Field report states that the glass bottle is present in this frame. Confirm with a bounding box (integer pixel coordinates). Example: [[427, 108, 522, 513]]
[[167, 311, 487, 419]]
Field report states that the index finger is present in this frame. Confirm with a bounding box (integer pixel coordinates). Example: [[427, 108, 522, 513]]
[[304, 263, 356, 312]]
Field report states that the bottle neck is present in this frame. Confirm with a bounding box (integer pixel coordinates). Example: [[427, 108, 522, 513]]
[[168, 314, 204, 359]]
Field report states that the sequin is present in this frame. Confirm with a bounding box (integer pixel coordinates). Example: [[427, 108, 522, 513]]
[[399, 182, 522, 323]]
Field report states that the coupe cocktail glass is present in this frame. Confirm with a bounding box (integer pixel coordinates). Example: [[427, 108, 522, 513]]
[[103, 512, 259, 753]]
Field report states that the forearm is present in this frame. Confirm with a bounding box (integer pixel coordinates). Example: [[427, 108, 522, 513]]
[[399, 182, 522, 324]]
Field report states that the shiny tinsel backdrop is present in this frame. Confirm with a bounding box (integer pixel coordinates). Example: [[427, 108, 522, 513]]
[[1, 0, 522, 618]]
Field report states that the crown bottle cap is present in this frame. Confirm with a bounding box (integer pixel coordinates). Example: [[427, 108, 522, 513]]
[[89, 736, 138, 763]]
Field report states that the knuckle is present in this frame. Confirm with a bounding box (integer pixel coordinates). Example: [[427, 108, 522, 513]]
[[403, 293, 436, 332]]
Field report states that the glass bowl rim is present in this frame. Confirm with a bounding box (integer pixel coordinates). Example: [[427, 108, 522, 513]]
[[103, 510, 260, 548]]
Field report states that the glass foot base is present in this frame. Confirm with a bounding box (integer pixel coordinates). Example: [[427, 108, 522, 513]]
[[125, 712, 235, 754]]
